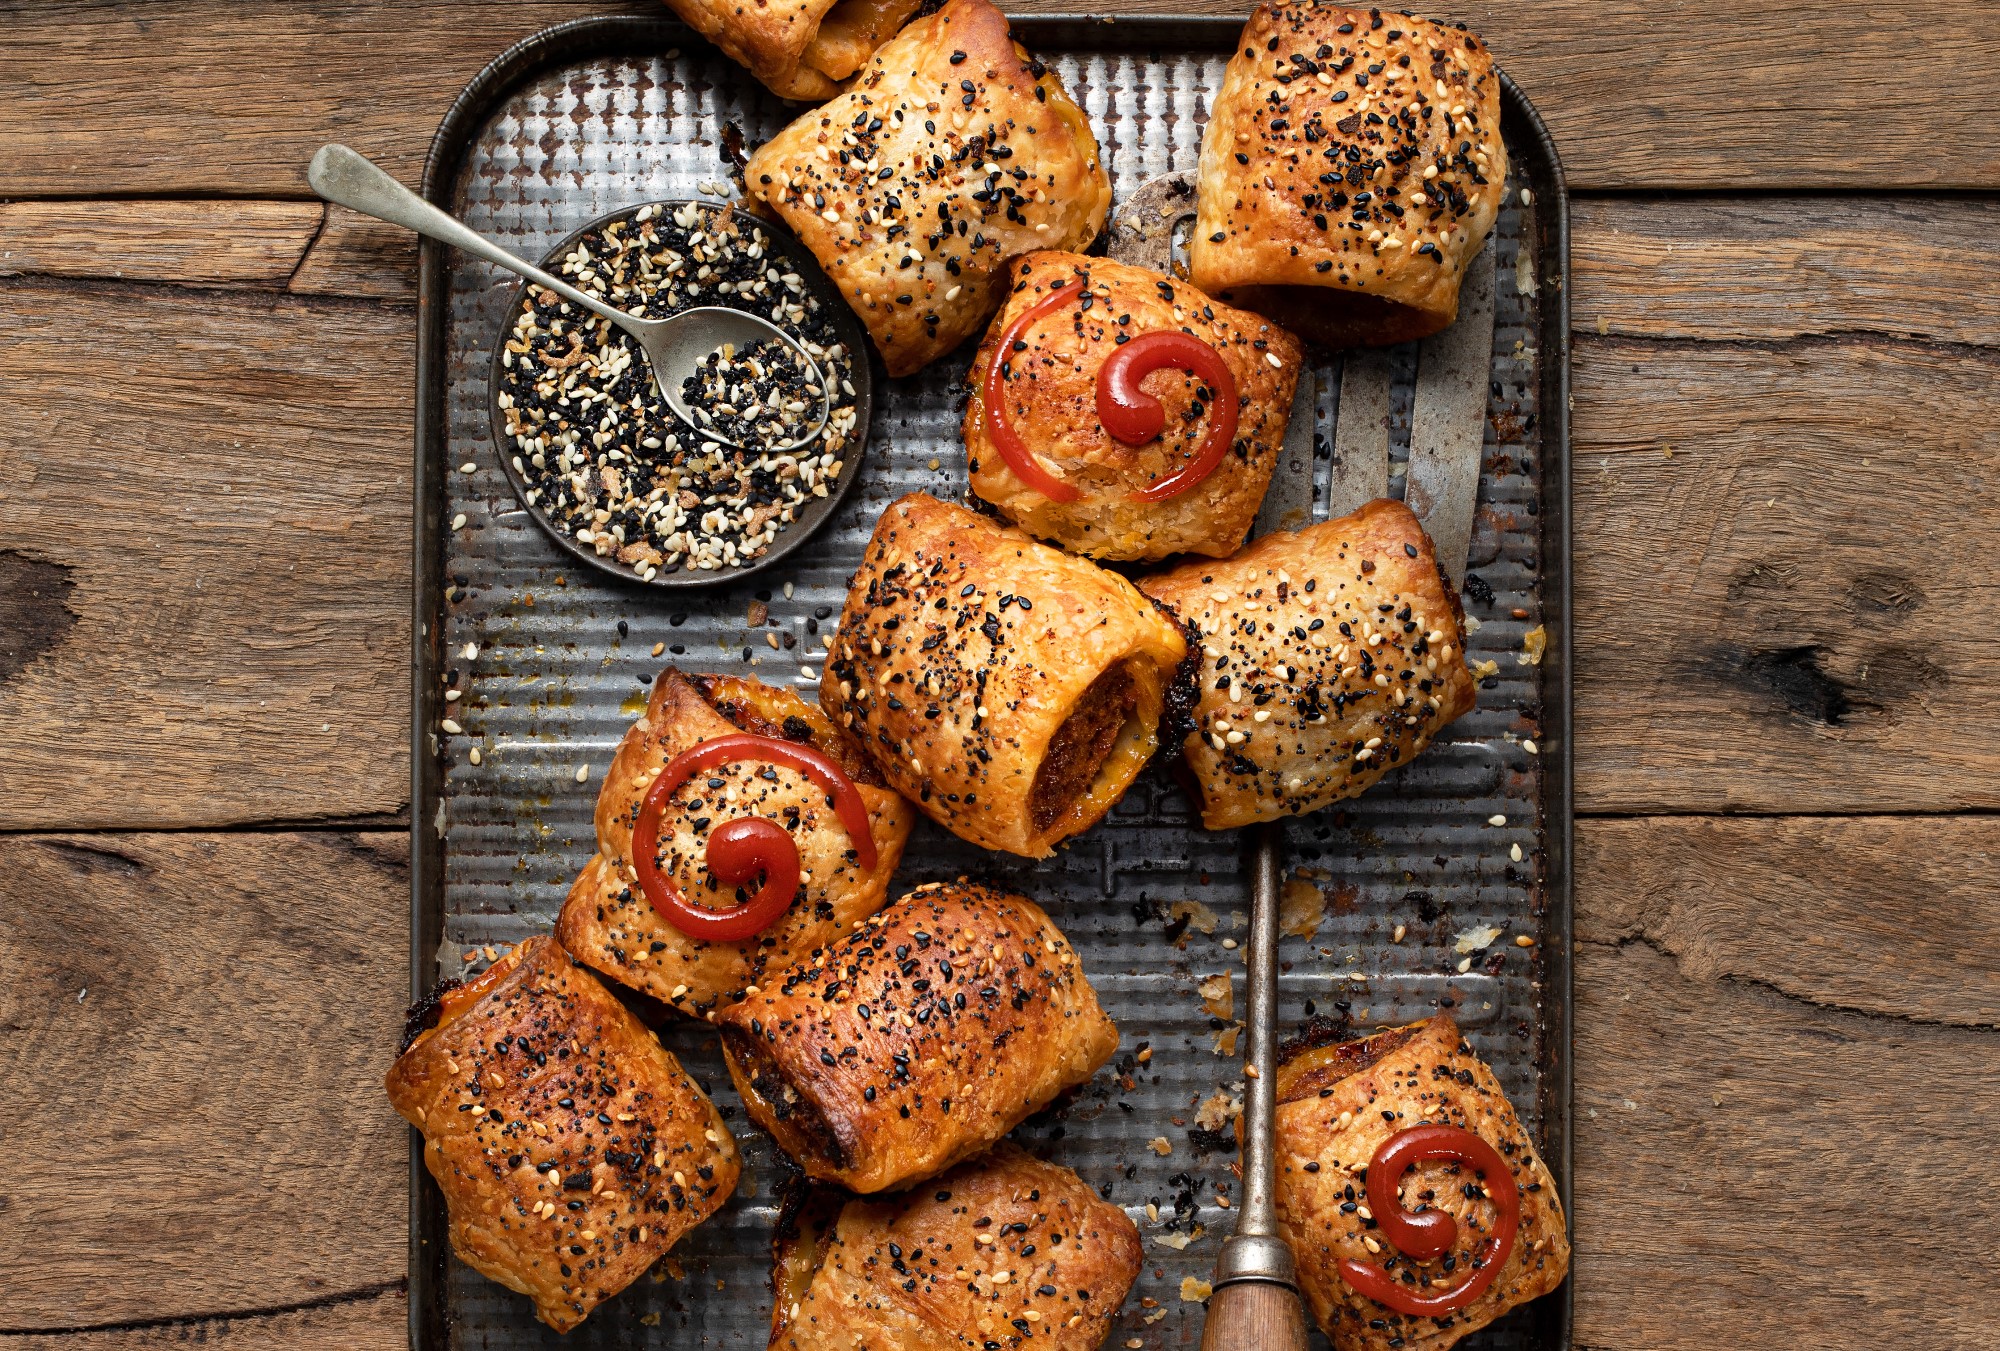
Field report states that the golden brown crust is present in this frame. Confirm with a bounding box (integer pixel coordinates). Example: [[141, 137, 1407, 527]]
[[769, 1143, 1141, 1350], [555, 668, 916, 1016], [715, 882, 1119, 1193], [964, 251, 1304, 561], [383, 937, 740, 1333], [660, 0, 925, 101], [819, 493, 1188, 857], [1273, 1016, 1570, 1351], [744, 0, 1111, 376], [1189, 2, 1507, 347], [1139, 498, 1475, 829]]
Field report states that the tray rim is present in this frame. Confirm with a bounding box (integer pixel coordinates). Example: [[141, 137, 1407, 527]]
[[407, 16, 1573, 1350]]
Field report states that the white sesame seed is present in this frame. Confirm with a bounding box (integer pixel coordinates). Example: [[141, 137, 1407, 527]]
[[469, 748, 482, 765], [576, 765, 590, 783], [441, 718, 463, 735], [463, 642, 479, 660], [1488, 814, 1506, 826], [450, 512, 468, 530], [1510, 842, 1524, 862]]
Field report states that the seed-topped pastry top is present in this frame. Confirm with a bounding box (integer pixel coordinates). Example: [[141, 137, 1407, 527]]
[[745, 0, 1111, 376], [1189, 2, 1507, 347]]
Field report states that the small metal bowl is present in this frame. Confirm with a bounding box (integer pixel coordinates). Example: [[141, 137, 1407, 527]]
[[487, 199, 873, 591]]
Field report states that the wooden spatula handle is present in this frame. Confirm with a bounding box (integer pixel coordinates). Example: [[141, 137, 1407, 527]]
[[1200, 1279, 1313, 1351]]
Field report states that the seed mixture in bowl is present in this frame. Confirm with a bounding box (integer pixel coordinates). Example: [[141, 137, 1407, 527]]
[[494, 201, 863, 580], [679, 336, 824, 450]]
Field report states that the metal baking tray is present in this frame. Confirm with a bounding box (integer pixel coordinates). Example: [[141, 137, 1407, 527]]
[[408, 16, 1571, 1349]]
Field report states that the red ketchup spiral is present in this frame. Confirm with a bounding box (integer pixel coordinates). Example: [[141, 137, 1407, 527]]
[[630, 732, 877, 943], [1336, 1124, 1521, 1318], [983, 279, 1085, 502], [1095, 330, 1240, 502]]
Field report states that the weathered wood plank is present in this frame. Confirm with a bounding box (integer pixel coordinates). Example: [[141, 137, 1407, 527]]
[[0, 278, 412, 830], [0, 200, 324, 288], [0, 832, 409, 1330], [1571, 934, 1997, 1351], [1577, 815, 2000, 1027], [1573, 197, 2000, 346], [0, 1289, 405, 1351], [289, 206, 418, 301], [1570, 330, 2000, 814], [3, 0, 2000, 196]]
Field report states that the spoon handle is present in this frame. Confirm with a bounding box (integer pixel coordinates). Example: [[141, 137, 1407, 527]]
[[307, 143, 641, 337]]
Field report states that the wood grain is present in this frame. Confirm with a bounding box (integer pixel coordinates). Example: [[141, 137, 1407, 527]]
[[0, 201, 416, 301], [1577, 815, 2000, 1027], [4, 0, 2000, 196], [0, 1289, 405, 1351], [1571, 934, 1998, 1351], [0, 831, 409, 1330], [1573, 197, 2000, 347], [0, 278, 412, 830], [1570, 330, 2000, 814]]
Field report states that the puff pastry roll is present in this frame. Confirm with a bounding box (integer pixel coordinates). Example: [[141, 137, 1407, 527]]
[[771, 1143, 1142, 1350], [820, 493, 1188, 857], [664, 0, 925, 101], [716, 882, 1119, 1192], [964, 250, 1305, 561], [557, 669, 915, 1017], [1139, 498, 1474, 829], [744, 0, 1111, 376], [384, 936, 741, 1333], [1273, 1015, 1569, 1351], [1189, 2, 1507, 347]]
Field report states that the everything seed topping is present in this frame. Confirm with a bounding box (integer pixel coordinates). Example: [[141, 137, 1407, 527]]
[[496, 202, 861, 580]]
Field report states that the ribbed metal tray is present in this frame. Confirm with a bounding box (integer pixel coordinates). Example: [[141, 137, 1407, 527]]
[[408, 16, 1571, 1349]]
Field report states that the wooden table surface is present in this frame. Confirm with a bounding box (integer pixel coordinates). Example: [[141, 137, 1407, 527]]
[[3, 2, 1996, 1347]]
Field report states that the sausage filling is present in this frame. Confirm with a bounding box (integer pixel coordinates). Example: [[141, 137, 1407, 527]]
[[719, 1025, 849, 1173], [1029, 664, 1138, 832]]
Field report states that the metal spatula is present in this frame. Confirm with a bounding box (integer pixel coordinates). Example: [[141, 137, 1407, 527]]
[[1106, 176, 1497, 1350]]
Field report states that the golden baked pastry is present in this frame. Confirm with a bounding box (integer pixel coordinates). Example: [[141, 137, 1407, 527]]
[[715, 881, 1119, 1193], [665, 0, 926, 101], [964, 250, 1305, 561], [1139, 498, 1475, 829], [556, 669, 915, 1017], [1189, 2, 1507, 347], [1273, 1015, 1569, 1351], [744, 0, 1111, 376], [384, 936, 740, 1333], [771, 1143, 1142, 1350], [820, 492, 1189, 857]]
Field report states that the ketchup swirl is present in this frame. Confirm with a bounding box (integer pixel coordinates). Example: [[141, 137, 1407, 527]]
[[1336, 1124, 1521, 1318], [630, 732, 877, 943], [1095, 331, 1241, 502], [982, 279, 1085, 502], [983, 277, 1245, 505]]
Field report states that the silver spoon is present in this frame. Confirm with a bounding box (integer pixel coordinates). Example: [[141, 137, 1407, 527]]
[[306, 143, 831, 454]]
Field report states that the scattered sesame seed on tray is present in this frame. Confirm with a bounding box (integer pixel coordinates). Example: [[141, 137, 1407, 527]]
[[494, 201, 861, 581]]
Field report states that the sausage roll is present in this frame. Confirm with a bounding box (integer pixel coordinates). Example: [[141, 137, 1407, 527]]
[[664, 0, 926, 102], [557, 669, 916, 1017], [744, 0, 1112, 376], [1139, 498, 1475, 829], [1188, 2, 1508, 348], [964, 250, 1305, 562], [771, 1143, 1142, 1350], [384, 936, 741, 1333], [1273, 1015, 1569, 1351], [716, 881, 1119, 1193], [821, 493, 1189, 857]]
